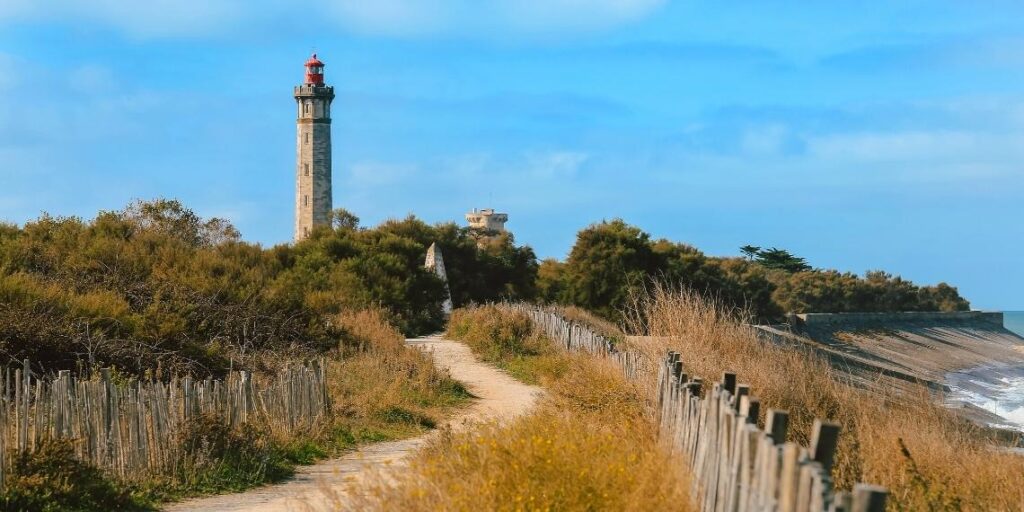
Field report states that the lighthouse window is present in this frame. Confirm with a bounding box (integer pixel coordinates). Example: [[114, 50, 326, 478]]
[[304, 195, 308, 206], [304, 163, 309, 176], [304, 133, 309, 144], [304, 103, 309, 114]]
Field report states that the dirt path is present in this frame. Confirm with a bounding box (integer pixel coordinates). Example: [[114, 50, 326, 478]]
[[164, 336, 541, 512]]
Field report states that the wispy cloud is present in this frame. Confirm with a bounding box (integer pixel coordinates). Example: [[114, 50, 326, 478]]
[[804, 129, 1024, 178], [819, 35, 1024, 72], [0, 0, 666, 39], [525, 150, 590, 179], [329, 0, 667, 37], [0, 0, 248, 38], [347, 161, 418, 186]]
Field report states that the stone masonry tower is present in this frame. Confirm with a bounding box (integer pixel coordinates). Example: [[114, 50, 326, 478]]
[[294, 54, 335, 241]]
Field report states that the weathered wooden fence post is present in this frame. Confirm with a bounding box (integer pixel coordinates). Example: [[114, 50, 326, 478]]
[[851, 484, 887, 512]]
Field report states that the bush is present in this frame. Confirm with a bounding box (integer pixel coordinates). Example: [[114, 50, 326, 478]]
[[1, 440, 144, 512], [0, 200, 539, 377], [169, 415, 293, 496]]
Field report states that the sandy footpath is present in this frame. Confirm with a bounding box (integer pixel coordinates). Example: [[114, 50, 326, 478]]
[[164, 336, 542, 512]]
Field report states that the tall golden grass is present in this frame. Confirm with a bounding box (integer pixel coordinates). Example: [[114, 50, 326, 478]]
[[350, 354, 693, 511], [447, 305, 569, 385], [327, 309, 469, 438], [625, 286, 1024, 511]]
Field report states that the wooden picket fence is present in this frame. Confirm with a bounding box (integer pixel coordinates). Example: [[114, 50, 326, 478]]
[[510, 304, 888, 512], [516, 304, 618, 356], [0, 359, 329, 490]]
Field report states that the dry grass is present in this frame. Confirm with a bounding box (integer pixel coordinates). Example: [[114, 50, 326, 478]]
[[349, 355, 693, 512], [625, 286, 1024, 511], [553, 305, 625, 342], [326, 309, 470, 440], [253, 309, 469, 452], [447, 305, 569, 385]]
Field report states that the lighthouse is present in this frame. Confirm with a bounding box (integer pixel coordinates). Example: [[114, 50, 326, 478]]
[[294, 54, 335, 241]]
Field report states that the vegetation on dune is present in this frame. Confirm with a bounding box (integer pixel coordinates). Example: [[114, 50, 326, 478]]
[[625, 286, 1023, 511], [351, 314, 692, 511], [0, 200, 537, 376], [0, 308, 469, 511], [0, 201, 969, 378], [446, 305, 568, 385], [538, 219, 969, 322], [328, 309, 471, 439], [0, 198, 987, 510], [2, 440, 146, 511]]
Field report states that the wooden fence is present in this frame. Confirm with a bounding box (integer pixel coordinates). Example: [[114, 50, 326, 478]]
[[510, 304, 888, 512], [0, 359, 328, 490]]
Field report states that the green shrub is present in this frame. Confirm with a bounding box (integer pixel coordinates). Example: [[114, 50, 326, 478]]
[[1, 440, 145, 512], [0, 200, 539, 377]]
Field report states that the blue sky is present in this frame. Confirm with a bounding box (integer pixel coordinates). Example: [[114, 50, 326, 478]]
[[1, 1, 1023, 309]]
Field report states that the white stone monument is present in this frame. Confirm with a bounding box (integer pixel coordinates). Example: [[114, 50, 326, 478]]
[[424, 242, 453, 315]]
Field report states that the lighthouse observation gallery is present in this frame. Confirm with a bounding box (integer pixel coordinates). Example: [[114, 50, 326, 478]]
[[294, 54, 335, 241]]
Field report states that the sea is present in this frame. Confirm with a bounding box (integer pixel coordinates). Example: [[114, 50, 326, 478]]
[[944, 311, 1024, 431], [1005, 311, 1024, 338]]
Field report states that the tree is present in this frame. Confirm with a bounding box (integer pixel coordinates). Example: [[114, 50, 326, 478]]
[[536, 258, 565, 304], [330, 208, 360, 231], [561, 220, 658, 320], [754, 247, 811, 273], [740, 245, 761, 261], [547, 221, 968, 321]]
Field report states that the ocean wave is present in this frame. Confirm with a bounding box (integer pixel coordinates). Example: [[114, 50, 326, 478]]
[[945, 365, 1024, 431]]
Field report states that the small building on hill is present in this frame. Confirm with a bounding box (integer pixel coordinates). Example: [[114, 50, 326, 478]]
[[465, 208, 508, 233]]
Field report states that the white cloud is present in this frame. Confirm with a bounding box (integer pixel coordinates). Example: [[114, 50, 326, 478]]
[[67, 64, 116, 94], [740, 124, 788, 155], [526, 150, 589, 178], [329, 0, 451, 37], [807, 130, 980, 161], [0, 0, 249, 38], [348, 161, 418, 186], [497, 0, 667, 32], [330, 0, 666, 37], [0, 0, 665, 39]]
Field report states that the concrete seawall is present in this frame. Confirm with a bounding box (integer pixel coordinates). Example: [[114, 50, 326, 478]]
[[756, 311, 1024, 387], [794, 311, 1004, 328], [755, 310, 1024, 428]]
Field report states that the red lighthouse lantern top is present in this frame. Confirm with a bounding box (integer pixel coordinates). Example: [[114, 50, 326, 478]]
[[304, 53, 325, 85]]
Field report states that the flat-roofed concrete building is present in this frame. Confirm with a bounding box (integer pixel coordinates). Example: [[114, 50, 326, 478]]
[[465, 208, 508, 232]]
